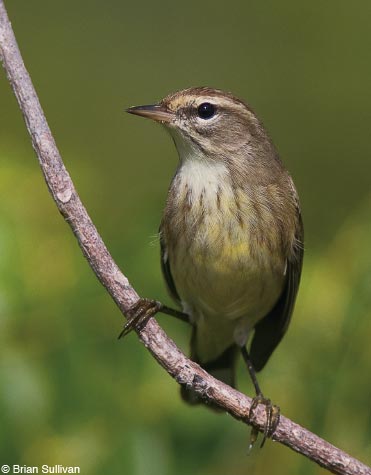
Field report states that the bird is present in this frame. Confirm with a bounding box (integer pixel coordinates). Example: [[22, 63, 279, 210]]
[[124, 86, 304, 443]]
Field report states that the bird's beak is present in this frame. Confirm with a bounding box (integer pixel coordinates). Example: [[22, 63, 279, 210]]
[[126, 104, 174, 123]]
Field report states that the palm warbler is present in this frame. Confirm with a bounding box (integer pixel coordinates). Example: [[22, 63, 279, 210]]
[[125, 87, 304, 440]]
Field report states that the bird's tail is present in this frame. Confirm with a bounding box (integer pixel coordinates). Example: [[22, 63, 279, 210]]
[[180, 329, 238, 408]]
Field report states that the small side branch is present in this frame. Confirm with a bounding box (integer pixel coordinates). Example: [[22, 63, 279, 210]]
[[0, 2, 369, 474]]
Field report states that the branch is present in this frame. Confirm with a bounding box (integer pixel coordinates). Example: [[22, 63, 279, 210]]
[[0, 3, 369, 474]]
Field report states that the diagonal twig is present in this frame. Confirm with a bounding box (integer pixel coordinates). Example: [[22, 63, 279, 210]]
[[0, 2, 370, 474]]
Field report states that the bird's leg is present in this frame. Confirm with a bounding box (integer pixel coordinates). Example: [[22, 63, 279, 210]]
[[118, 298, 189, 339], [241, 346, 280, 449], [160, 304, 190, 323]]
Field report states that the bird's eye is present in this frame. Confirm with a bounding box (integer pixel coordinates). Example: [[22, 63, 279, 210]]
[[197, 102, 216, 120]]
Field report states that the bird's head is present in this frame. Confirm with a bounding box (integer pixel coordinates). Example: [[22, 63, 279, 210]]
[[127, 87, 274, 162]]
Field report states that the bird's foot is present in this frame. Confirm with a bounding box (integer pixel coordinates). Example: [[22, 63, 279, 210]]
[[118, 298, 162, 339], [248, 394, 280, 449]]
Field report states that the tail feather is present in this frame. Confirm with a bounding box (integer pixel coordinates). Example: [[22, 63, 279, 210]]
[[181, 332, 238, 408]]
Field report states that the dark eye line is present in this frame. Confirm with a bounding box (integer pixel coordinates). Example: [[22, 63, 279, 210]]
[[177, 103, 223, 121]]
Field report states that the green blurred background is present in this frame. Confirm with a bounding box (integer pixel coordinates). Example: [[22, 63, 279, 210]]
[[1, 1, 370, 473]]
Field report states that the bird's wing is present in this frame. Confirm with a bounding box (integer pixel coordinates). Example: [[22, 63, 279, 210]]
[[160, 230, 181, 303], [250, 208, 304, 372]]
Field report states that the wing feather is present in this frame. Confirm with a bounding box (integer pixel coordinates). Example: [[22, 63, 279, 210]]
[[160, 231, 180, 303], [250, 207, 304, 372]]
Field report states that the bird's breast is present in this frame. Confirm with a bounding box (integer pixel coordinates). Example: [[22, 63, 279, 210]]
[[162, 159, 286, 315], [164, 159, 286, 268]]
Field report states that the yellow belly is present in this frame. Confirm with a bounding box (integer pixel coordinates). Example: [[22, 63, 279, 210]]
[[162, 159, 287, 362], [168, 212, 285, 362]]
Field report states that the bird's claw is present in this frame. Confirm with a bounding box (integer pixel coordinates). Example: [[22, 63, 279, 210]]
[[118, 298, 162, 339], [248, 394, 280, 450]]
